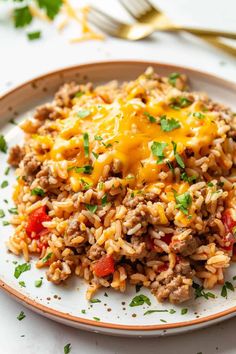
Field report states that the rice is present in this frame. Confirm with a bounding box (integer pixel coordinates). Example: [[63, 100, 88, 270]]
[[6, 67, 236, 304]]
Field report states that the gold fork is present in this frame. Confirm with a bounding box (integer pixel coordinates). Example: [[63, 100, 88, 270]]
[[88, 6, 236, 56], [118, 0, 236, 56]]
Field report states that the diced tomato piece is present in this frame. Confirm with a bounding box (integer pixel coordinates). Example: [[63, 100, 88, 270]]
[[94, 255, 115, 277], [222, 209, 236, 234], [26, 206, 51, 239], [161, 234, 173, 245]]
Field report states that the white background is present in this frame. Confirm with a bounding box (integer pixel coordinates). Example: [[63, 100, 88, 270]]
[[1, 0, 236, 353]]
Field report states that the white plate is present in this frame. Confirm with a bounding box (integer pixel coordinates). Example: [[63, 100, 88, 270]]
[[1, 61, 236, 337]]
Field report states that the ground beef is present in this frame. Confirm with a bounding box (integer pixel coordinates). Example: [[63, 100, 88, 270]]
[[87, 244, 105, 260], [122, 203, 148, 236], [22, 153, 41, 176], [7, 145, 25, 167], [34, 103, 62, 121], [156, 274, 192, 303], [175, 259, 193, 276], [36, 165, 61, 191], [170, 235, 199, 257], [54, 82, 81, 107]]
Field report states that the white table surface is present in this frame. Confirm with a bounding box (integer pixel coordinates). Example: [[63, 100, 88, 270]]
[[1, 0, 236, 353]]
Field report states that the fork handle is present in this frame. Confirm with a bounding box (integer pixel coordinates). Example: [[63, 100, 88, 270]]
[[159, 26, 236, 40]]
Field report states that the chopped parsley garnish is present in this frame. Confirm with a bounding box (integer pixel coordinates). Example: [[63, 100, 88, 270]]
[[4, 166, 10, 176], [166, 160, 174, 173], [192, 282, 216, 299], [160, 319, 167, 323], [193, 112, 205, 119], [101, 194, 107, 207], [2, 221, 10, 226], [221, 281, 234, 298], [8, 207, 18, 214], [207, 182, 214, 187], [37, 0, 63, 20], [93, 317, 100, 321], [9, 118, 17, 125], [144, 309, 168, 315], [85, 204, 98, 213], [19, 281, 26, 287], [81, 309, 86, 314], [80, 179, 92, 191], [64, 343, 71, 354], [104, 292, 108, 297], [27, 31, 41, 40], [31, 188, 45, 197], [0, 209, 5, 218], [75, 91, 84, 98], [0, 135, 7, 153], [13, 6, 32, 28], [17, 311, 26, 321], [233, 276, 236, 281], [144, 111, 156, 123], [92, 152, 99, 159], [35, 279, 42, 288], [180, 172, 197, 184], [14, 263, 31, 279], [129, 294, 151, 307], [172, 141, 185, 168], [1, 180, 8, 188], [160, 115, 180, 132], [151, 141, 168, 164], [77, 110, 91, 118], [41, 252, 52, 263], [90, 298, 101, 303], [83, 132, 89, 157], [4, 199, 8, 204], [74, 165, 93, 174], [178, 97, 192, 108], [169, 309, 176, 314], [168, 72, 180, 86], [102, 142, 112, 148], [94, 135, 103, 141], [174, 191, 192, 215], [98, 182, 104, 190], [181, 308, 188, 315]]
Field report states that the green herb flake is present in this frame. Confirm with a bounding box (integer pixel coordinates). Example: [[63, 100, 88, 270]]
[[19, 281, 26, 288], [81, 309, 86, 314], [98, 182, 104, 190], [35, 279, 42, 288], [0, 135, 7, 153], [14, 263, 31, 279], [75, 91, 84, 98], [74, 165, 93, 175], [225, 281, 234, 292], [92, 152, 99, 159], [8, 207, 18, 215], [169, 309, 176, 314], [1, 180, 8, 189], [104, 292, 108, 297], [83, 132, 89, 157], [160, 115, 181, 132], [168, 72, 180, 86], [221, 285, 227, 298], [77, 110, 91, 118], [4, 166, 10, 176], [129, 294, 151, 307], [80, 179, 92, 191], [172, 141, 185, 168], [4, 199, 8, 204], [36, 0, 63, 20], [85, 204, 98, 213], [181, 308, 188, 315], [166, 160, 174, 173], [193, 112, 205, 119], [94, 135, 103, 141], [13, 6, 33, 28], [27, 31, 41, 40], [151, 141, 168, 164], [0, 209, 5, 218], [64, 343, 71, 354], [160, 319, 167, 323], [178, 97, 192, 108], [42, 252, 52, 263], [90, 298, 101, 303], [101, 194, 107, 207], [207, 182, 214, 187], [192, 282, 216, 300], [181, 172, 197, 184], [144, 309, 168, 315], [9, 119, 17, 125], [93, 317, 100, 321], [173, 190, 192, 215], [2, 221, 10, 226], [31, 188, 45, 197], [17, 311, 26, 321], [233, 276, 236, 281], [144, 111, 156, 123]]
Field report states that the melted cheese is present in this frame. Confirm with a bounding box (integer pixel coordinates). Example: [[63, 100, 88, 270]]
[[35, 90, 218, 193]]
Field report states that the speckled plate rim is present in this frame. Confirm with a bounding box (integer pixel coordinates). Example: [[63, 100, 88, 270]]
[[1, 60, 236, 336]]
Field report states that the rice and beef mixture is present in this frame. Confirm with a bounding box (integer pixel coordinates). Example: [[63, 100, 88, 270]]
[[7, 68, 236, 304]]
